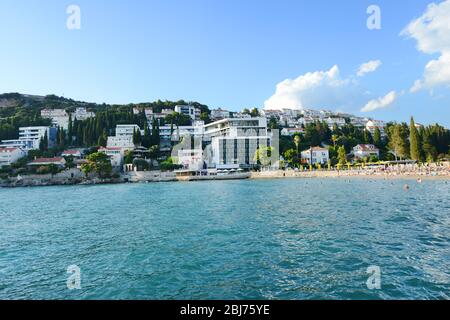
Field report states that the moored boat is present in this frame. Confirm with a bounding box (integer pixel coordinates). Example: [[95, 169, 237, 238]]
[[175, 169, 250, 181]]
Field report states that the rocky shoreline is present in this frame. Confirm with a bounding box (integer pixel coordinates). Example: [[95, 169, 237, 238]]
[[0, 170, 177, 188]]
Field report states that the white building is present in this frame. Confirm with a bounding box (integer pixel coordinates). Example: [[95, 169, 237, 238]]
[[210, 108, 231, 120], [106, 124, 141, 149], [301, 109, 323, 118], [366, 120, 386, 137], [325, 117, 346, 129], [116, 124, 142, 137], [177, 149, 204, 171], [0, 139, 30, 150], [107, 136, 135, 149], [159, 121, 204, 141], [5, 126, 55, 150], [0, 148, 26, 167], [204, 118, 273, 169], [145, 108, 167, 124], [232, 112, 251, 119], [351, 117, 369, 128], [281, 128, 304, 136], [353, 144, 380, 160], [98, 147, 125, 167], [301, 147, 329, 165], [61, 149, 83, 158], [175, 105, 201, 121], [282, 117, 298, 127], [73, 107, 95, 120], [41, 109, 70, 129]]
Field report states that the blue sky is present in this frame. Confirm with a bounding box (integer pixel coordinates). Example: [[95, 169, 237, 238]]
[[0, 0, 449, 126]]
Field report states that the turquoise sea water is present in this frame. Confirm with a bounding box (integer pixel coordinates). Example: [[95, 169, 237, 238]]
[[0, 178, 449, 300]]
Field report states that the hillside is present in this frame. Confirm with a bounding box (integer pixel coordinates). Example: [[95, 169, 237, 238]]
[[0, 92, 211, 116]]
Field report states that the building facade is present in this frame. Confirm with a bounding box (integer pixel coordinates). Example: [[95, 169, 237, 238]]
[[353, 144, 380, 160], [73, 107, 95, 121], [0, 148, 26, 167], [98, 147, 125, 167], [366, 120, 386, 137], [203, 118, 273, 169], [2, 126, 57, 151], [41, 109, 70, 129], [301, 147, 329, 165], [174, 105, 201, 121]]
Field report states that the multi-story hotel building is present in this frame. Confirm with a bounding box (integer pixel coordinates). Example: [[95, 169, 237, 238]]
[[203, 118, 273, 170], [0, 126, 56, 151]]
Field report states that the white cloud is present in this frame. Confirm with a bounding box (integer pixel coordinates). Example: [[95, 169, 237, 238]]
[[402, 0, 450, 92], [264, 65, 353, 110], [361, 91, 397, 112], [410, 79, 423, 93], [357, 60, 382, 77]]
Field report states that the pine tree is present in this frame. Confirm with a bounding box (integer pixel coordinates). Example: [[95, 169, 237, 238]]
[[363, 129, 373, 144], [338, 146, 347, 165], [422, 127, 438, 162], [373, 127, 381, 148], [388, 124, 409, 160]]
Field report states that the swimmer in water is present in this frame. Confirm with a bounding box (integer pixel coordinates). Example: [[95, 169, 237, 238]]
[[403, 184, 410, 191]]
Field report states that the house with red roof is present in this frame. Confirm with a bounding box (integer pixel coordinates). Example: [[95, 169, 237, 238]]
[[301, 147, 329, 165], [353, 144, 380, 160], [61, 149, 83, 158], [28, 157, 66, 168]]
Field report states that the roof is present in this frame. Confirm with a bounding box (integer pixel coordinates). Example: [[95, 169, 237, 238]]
[[62, 149, 81, 155], [305, 147, 328, 152], [30, 157, 65, 164], [354, 144, 379, 151], [0, 148, 20, 152], [99, 147, 122, 151]]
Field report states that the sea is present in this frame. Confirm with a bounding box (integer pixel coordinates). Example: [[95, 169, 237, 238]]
[[0, 178, 449, 299]]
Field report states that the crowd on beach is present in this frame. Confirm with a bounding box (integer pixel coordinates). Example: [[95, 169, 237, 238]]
[[350, 162, 450, 178], [252, 162, 450, 179], [374, 162, 449, 176]]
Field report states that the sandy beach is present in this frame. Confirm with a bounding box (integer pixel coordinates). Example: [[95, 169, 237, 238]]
[[251, 162, 450, 181]]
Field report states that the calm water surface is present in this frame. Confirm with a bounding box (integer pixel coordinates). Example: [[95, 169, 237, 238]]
[[0, 178, 449, 299]]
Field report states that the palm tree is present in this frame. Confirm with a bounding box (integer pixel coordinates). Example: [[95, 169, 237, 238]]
[[294, 135, 301, 167], [294, 135, 301, 155], [332, 134, 338, 148]]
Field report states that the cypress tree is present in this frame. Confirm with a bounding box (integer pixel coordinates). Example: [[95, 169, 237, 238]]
[[56, 127, 61, 146], [409, 117, 421, 161], [143, 123, 151, 148], [67, 113, 73, 144]]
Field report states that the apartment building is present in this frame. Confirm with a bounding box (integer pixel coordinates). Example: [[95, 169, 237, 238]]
[[0, 148, 26, 167]]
